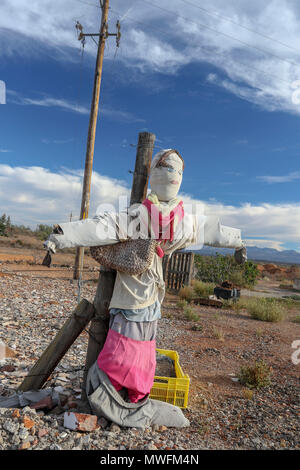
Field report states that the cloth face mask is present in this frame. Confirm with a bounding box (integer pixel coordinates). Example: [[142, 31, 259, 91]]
[[149, 153, 183, 202]]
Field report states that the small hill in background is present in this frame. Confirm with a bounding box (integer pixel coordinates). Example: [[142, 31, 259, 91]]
[[196, 246, 300, 265]]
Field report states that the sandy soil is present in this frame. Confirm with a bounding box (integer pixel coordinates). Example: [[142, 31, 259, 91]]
[[0, 245, 299, 449]]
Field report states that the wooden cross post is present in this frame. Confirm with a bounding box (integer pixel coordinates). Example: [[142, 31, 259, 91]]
[[18, 132, 155, 395], [81, 131, 156, 400]]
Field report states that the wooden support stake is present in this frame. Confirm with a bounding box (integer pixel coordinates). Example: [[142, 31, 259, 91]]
[[81, 268, 116, 401], [18, 299, 95, 392], [130, 132, 156, 205]]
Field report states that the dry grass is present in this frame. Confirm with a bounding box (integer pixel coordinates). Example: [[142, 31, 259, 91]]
[[212, 327, 225, 341], [247, 298, 285, 323], [191, 280, 215, 298], [242, 388, 255, 400], [178, 286, 194, 302]]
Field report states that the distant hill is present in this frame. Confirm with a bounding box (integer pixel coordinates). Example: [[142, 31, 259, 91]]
[[194, 246, 300, 265]]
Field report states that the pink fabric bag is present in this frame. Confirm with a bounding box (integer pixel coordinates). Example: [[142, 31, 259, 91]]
[[97, 329, 156, 403]]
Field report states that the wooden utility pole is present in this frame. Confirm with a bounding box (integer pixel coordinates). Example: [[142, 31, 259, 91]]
[[81, 132, 156, 400], [74, 0, 120, 279]]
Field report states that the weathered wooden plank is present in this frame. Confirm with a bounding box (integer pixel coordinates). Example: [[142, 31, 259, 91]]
[[192, 297, 223, 308]]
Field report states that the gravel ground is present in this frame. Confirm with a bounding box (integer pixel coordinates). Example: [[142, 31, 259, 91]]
[[0, 269, 299, 450]]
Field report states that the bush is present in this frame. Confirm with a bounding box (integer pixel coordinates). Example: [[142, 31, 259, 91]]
[[247, 298, 285, 323], [178, 286, 194, 302], [177, 299, 188, 309], [238, 360, 272, 389], [195, 253, 258, 288], [192, 280, 215, 298], [35, 224, 53, 240], [242, 388, 254, 400], [0, 213, 10, 237], [183, 304, 199, 322]]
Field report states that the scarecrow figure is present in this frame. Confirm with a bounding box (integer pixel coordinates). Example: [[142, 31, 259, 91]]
[[44, 149, 246, 429]]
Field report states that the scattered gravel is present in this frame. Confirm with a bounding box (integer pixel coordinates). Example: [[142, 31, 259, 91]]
[[0, 271, 299, 450]]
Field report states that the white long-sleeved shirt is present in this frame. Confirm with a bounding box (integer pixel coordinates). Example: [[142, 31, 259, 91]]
[[51, 205, 243, 309]]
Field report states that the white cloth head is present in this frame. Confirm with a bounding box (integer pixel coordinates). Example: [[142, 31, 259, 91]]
[[149, 149, 184, 202]]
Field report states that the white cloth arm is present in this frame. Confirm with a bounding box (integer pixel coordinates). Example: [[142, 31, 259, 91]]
[[49, 212, 125, 249], [203, 216, 244, 249], [185, 214, 244, 250]]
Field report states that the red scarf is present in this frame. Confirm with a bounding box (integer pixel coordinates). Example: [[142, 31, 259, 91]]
[[142, 198, 184, 257]]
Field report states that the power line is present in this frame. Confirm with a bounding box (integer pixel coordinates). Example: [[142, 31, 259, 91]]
[[107, 8, 293, 89], [72, 0, 295, 88], [179, 0, 300, 57], [139, 0, 300, 71]]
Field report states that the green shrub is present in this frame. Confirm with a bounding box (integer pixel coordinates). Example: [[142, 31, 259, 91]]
[[177, 299, 188, 309], [183, 305, 199, 322], [0, 213, 10, 237], [238, 360, 272, 389], [195, 253, 258, 288], [192, 280, 215, 298], [293, 315, 300, 324], [35, 224, 53, 240], [247, 298, 285, 323], [191, 324, 203, 331]]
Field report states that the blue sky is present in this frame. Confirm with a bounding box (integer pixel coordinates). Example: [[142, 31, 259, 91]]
[[0, 0, 300, 251]]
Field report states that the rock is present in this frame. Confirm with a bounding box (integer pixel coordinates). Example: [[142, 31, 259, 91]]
[[145, 442, 157, 450], [98, 417, 108, 429], [109, 423, 121, 434], [38, 428, 49, 438], [19, 429, 29, 440], [30, 395, 53, 410], [158, 425, 168, 432], [23, 416, 35, 429], [0, 342, 17, 359], [11, 409, 20, 418], [152, 424, 160, 432], [0, 365, 16, 372], [18, 441, 31, 450], [64, 412, 98, 432], [3, 421, 19, 434], [49, 444, 62, 450]]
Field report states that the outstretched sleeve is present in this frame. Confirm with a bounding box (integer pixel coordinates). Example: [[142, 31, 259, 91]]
[[203, 216, 244, 249], [170, 213, 244, 252], [48, 212, 128, 250]]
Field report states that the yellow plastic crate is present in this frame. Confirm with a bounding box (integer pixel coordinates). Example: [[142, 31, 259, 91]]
[[150, 348, 190, 409]]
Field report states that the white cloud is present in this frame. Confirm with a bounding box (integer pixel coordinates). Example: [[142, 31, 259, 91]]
[[180, 192, 300, 246], [41, 138, 74, 145], [244, 239, 285, 251], [8, 90, 145, 122], [0, 164, 130, 227], [0, 149, 12, 153], [2, 1, 300, 114], [0, 164, 299, 250]]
